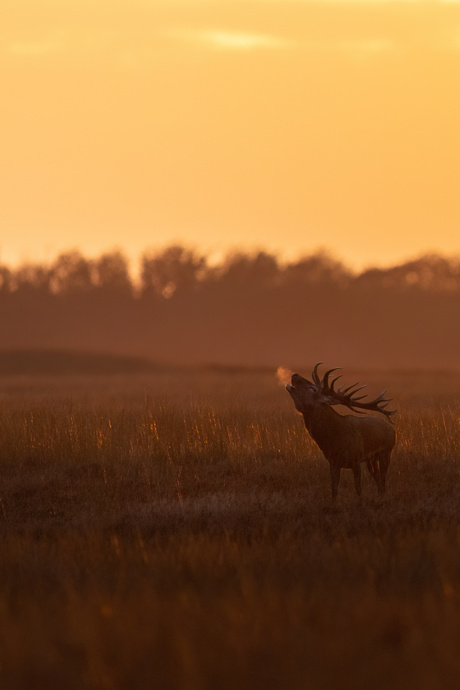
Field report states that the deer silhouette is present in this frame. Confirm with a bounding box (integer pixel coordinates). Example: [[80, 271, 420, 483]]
[[286, 363, 396, 499]]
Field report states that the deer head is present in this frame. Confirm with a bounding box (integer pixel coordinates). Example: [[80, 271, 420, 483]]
[[286, 362, 396, 421], [286, 372, 325, 414]]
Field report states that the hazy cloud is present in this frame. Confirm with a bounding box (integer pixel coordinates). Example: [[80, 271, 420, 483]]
[[201, 31, 289, 50], [168, 28, 398, 54], [335, 38, 395, 53], [6, 39, 65, 56], [171, 28, 292, 50]]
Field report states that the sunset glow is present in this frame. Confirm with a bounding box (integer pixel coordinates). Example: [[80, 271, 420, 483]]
[[2, 0, 460, 268]]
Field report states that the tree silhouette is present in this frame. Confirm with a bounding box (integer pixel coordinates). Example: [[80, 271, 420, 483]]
[[94, 251, 132, 294], [49, 251, 94, 294], [0, 246, 459, 369], [140, 245, 207, 298]]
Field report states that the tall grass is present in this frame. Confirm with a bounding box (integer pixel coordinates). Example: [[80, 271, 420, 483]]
[[0, 370, 459, 689]]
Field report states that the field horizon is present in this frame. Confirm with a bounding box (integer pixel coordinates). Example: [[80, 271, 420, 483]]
[[1, 347, 460, 378]]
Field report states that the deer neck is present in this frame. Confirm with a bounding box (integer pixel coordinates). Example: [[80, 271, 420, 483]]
[[301, 403, 342, 452]]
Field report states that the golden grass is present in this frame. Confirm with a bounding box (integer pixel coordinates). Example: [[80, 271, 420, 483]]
[[0, 370, 459, 689]]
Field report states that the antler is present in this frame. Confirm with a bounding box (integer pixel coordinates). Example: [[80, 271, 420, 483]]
[[312, 362, 397, 421]]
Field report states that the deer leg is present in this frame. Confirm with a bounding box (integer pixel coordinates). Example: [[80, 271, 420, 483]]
[[367, 458, 383, 492], [377, 452, 391, 494], [352, 463, 362, 498], [366, 460, 377, 478], [330, 464, 341, 500]]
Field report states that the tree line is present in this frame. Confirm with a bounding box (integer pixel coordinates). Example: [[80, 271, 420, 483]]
[[1, 246, 459, 370]]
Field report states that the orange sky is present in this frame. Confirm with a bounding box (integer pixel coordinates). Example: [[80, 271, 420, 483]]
[[2, 0, 460, 270]]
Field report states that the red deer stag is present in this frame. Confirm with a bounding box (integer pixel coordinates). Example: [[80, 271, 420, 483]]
[[286, 363, 396, 499]]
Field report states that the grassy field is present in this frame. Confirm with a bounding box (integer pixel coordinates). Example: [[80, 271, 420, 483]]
[[0, 368, 459, 689]]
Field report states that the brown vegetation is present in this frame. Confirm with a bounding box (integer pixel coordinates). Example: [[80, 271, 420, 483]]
[[0, 369, 460, 689], [1, 247, 460, 369]]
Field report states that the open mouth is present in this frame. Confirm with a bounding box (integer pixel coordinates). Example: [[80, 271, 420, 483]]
[[286, 376, 295, 392], [286, 374, 301, 392]]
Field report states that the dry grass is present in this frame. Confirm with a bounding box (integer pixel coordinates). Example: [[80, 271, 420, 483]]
[[0, 369, 460, 690]]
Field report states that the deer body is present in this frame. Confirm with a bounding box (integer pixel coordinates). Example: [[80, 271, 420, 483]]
[[286, 365, 396, 499]]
